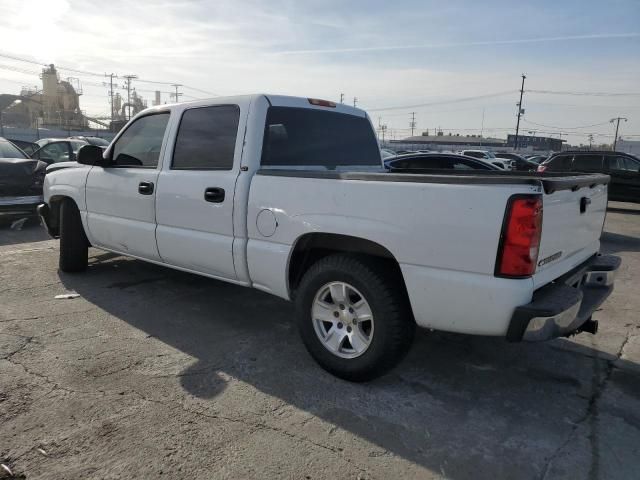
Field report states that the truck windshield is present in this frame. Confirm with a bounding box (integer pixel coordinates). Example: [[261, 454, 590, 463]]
[[261, 107, 381, 170]]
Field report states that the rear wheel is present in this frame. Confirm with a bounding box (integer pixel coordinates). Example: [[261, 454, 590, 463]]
[[295, 254, 415, 381], [59, 199, 88, 272]]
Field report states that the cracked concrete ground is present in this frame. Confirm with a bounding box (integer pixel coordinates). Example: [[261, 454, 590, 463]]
[[1, 202, 639, 480]]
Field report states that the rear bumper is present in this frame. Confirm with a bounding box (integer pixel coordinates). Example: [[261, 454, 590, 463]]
[[507, 254, 621, 341]]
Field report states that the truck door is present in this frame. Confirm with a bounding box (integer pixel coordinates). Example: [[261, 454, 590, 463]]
[[155, 104, 243, 280], [85, 112, 170, 261]]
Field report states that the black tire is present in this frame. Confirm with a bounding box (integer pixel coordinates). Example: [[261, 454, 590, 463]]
[[295, 254, 415, 382], [59, 199, 89, 272]]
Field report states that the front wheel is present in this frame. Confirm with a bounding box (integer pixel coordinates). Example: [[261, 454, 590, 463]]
[[59, 199, 89, 272], [295, 254, 415, 382]]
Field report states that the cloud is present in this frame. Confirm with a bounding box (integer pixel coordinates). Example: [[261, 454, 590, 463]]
[[273, 32, 640, 55]]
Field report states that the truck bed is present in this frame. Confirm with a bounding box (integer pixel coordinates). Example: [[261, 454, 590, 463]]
[[256, 168, 610, 194]]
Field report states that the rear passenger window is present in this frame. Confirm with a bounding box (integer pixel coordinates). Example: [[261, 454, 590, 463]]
[[572, 154, 603, 170], [172, 105, 240, 170], [261, 107, 380, 169]]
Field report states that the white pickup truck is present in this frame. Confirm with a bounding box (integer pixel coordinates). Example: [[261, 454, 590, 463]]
[[39, 94, 620, 381]]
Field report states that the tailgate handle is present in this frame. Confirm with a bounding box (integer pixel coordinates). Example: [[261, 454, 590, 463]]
[[580, 196, 591, 214]]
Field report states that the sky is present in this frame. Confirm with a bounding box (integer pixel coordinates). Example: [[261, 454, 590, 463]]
[[0, 0, 639, 145]]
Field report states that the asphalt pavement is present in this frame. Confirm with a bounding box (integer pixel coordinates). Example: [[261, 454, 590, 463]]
[[1, 202, 639, 479]]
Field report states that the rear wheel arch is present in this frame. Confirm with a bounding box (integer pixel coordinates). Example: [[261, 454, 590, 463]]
[[287, 233, 410, 302]]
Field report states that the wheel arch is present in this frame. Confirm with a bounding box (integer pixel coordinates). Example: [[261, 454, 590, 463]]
[[47, 195, 83, 239], [287, 232, 409, 301]]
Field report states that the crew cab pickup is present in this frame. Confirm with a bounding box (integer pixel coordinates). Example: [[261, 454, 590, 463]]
[[38, 94, 620, 381]]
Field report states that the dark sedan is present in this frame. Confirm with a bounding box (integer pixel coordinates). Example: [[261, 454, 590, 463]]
[[385, 153, 501, 172], [0, 138, 47, 218], [494, 152, 539, 171]]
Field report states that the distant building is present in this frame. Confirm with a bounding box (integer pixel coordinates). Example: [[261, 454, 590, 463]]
[[1, 64, 88, 130], [391, 134, 505, 147], [616, 139, 640, 156], [507, 134, 564, 152]]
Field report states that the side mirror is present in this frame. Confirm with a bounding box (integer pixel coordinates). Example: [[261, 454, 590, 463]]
[[77, 144, 106, 166]]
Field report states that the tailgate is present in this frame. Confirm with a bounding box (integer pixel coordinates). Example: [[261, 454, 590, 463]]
[[533, 178, 608, 288]]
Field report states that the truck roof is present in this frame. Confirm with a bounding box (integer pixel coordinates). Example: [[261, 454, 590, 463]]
[[139, 94, 368, 118]]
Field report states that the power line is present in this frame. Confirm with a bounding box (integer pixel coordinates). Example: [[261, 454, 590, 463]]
[[527, 89, 640, 97], [366, 91, 518, 112], [522, 118, 613, 130], [0, 51, 219, 96]]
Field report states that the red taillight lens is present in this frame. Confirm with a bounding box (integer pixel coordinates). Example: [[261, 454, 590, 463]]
[[537, 164, 547, 173], [496, 196, 543, 277]]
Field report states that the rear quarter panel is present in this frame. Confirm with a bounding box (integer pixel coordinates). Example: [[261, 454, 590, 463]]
[[247, 173, 540, 335]]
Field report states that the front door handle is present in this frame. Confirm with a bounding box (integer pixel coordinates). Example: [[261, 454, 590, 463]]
[[204, 187, 225, 203], [138, 181, 154, 195]]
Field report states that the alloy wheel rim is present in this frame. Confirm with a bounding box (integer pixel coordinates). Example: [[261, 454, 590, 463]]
[[311, 281, 374, 359]]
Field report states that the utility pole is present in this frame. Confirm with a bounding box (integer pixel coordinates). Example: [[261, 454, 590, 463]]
[[513, 74, 526, 150], [340, 93, 345, 104], [610, 117, 628, 151], [171, 84, 183, 103], [353, 97, 358, 108], [410, 112, 416, 137], [588, 134, 594, 149], [104, 73, 117, 123], [480, 108, 485, 147], [377, 116, 387, 144], [123, 75, 138, 120]]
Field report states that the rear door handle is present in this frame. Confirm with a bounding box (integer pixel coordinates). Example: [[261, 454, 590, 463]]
[[204, 187, 225, 203], [138, 181, 154, 195]]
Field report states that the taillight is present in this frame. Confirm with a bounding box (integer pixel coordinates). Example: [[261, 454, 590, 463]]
[[496, 195, 543, 278], [537, 164, 547, 173]]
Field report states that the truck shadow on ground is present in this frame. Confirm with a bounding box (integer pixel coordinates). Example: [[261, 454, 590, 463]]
[[607, 206, 640, 216], [600, 232, 640, 254], [59, 250, 640, 480]]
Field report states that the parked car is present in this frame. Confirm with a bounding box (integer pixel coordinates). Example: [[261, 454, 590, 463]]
[[30, 138, 89, 164], [380, 148, 396, 159], [538, 151, 640, 203], [0, 137, 47, 218], [385, 153, 501, 171], [494, 152, 539, 171], [460, 150, 513, 170], [7, 139, 38, 156], [69, 135, 111, 147], [525, 155, 548, 164], [39, 94, 619, 381]]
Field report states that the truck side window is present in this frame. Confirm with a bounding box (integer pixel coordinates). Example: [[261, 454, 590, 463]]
[[261, 107, 380, 170], [112, 113, 170, 168], [172, 105, 240, 170]]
